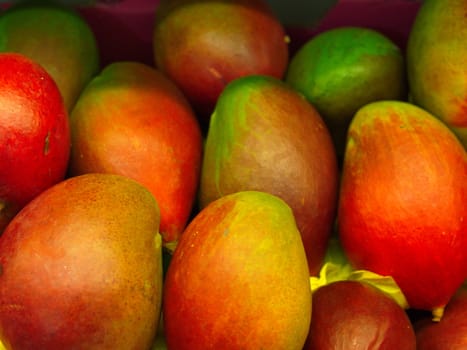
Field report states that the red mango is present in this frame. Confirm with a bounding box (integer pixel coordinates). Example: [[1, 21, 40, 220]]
[[68, 61, 203, 251], [153, 0, 289, 124], [0, 52, 70, 233], [338, 101, 467, 314]]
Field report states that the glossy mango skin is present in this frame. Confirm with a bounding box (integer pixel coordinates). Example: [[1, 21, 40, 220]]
[[0, 53, 70, 233], [153, 0, 289, 123], [163, 191, 312, 350], [0, 173, 163, 349], [0, 2, 100, 112], [338, 101, 467, 311], [68, 61, 203, 251], [304, 281, 416, 350], [199, 75, 339, 276], [407, 0, 467, 148]]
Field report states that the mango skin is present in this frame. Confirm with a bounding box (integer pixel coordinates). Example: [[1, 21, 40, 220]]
[[0, 173, 163, 349], [286, 26, 407, 159], [199, 75, 339, 276], [69, 61, 203, 252], [304, 280, 416, 350], [163, 190, 312, 350], [153, 0, 289, 123], [407, 0, 467, 148], [415, 284, 467, 349], [0, 2, 100, 112], [0, 53, 70, 234], [338, 101, 467, 311]]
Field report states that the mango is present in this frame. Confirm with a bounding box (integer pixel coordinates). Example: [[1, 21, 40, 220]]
[[152, 0, 289, 125], [0, 173, 163, 349], [199, 75, 339, 276], [163, 190, 312, 349], [407, 0, 467, 148], [0, 1, 100, 112], [304, 280, 416, 350], [286, 26, 407, 161], [338, 100, 467, 315], [0, 53, 70, 234], [68, 61, 203, 252]]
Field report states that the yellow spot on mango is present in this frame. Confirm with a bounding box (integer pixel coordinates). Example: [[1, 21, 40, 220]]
[[43, 131, 50, 155]]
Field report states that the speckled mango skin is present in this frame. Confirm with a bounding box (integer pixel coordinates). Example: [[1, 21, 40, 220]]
[[0, 173, 163, 350], [163, 190, 312, 350], [0, 53, 70, 235], [338, 101, 467, 312], [68, 61, 203, 252], [407, 0, 467, 148], [0, 2, 100, 112], [199, 75, 339, 276]]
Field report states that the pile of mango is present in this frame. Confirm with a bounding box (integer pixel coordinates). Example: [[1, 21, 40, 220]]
[[0, 0, 465, 349]]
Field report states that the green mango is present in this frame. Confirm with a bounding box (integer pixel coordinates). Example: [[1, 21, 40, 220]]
[[407, 0, 467, 148], [286, 26, 407, 159]]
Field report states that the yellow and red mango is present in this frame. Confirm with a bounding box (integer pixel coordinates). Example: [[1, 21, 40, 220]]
[[338, 100, 467, 314], [163, 190, 312, 349], [68, 61, 203, 252], [407, 0, 467, 148], [0, 173, 163, 349]]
